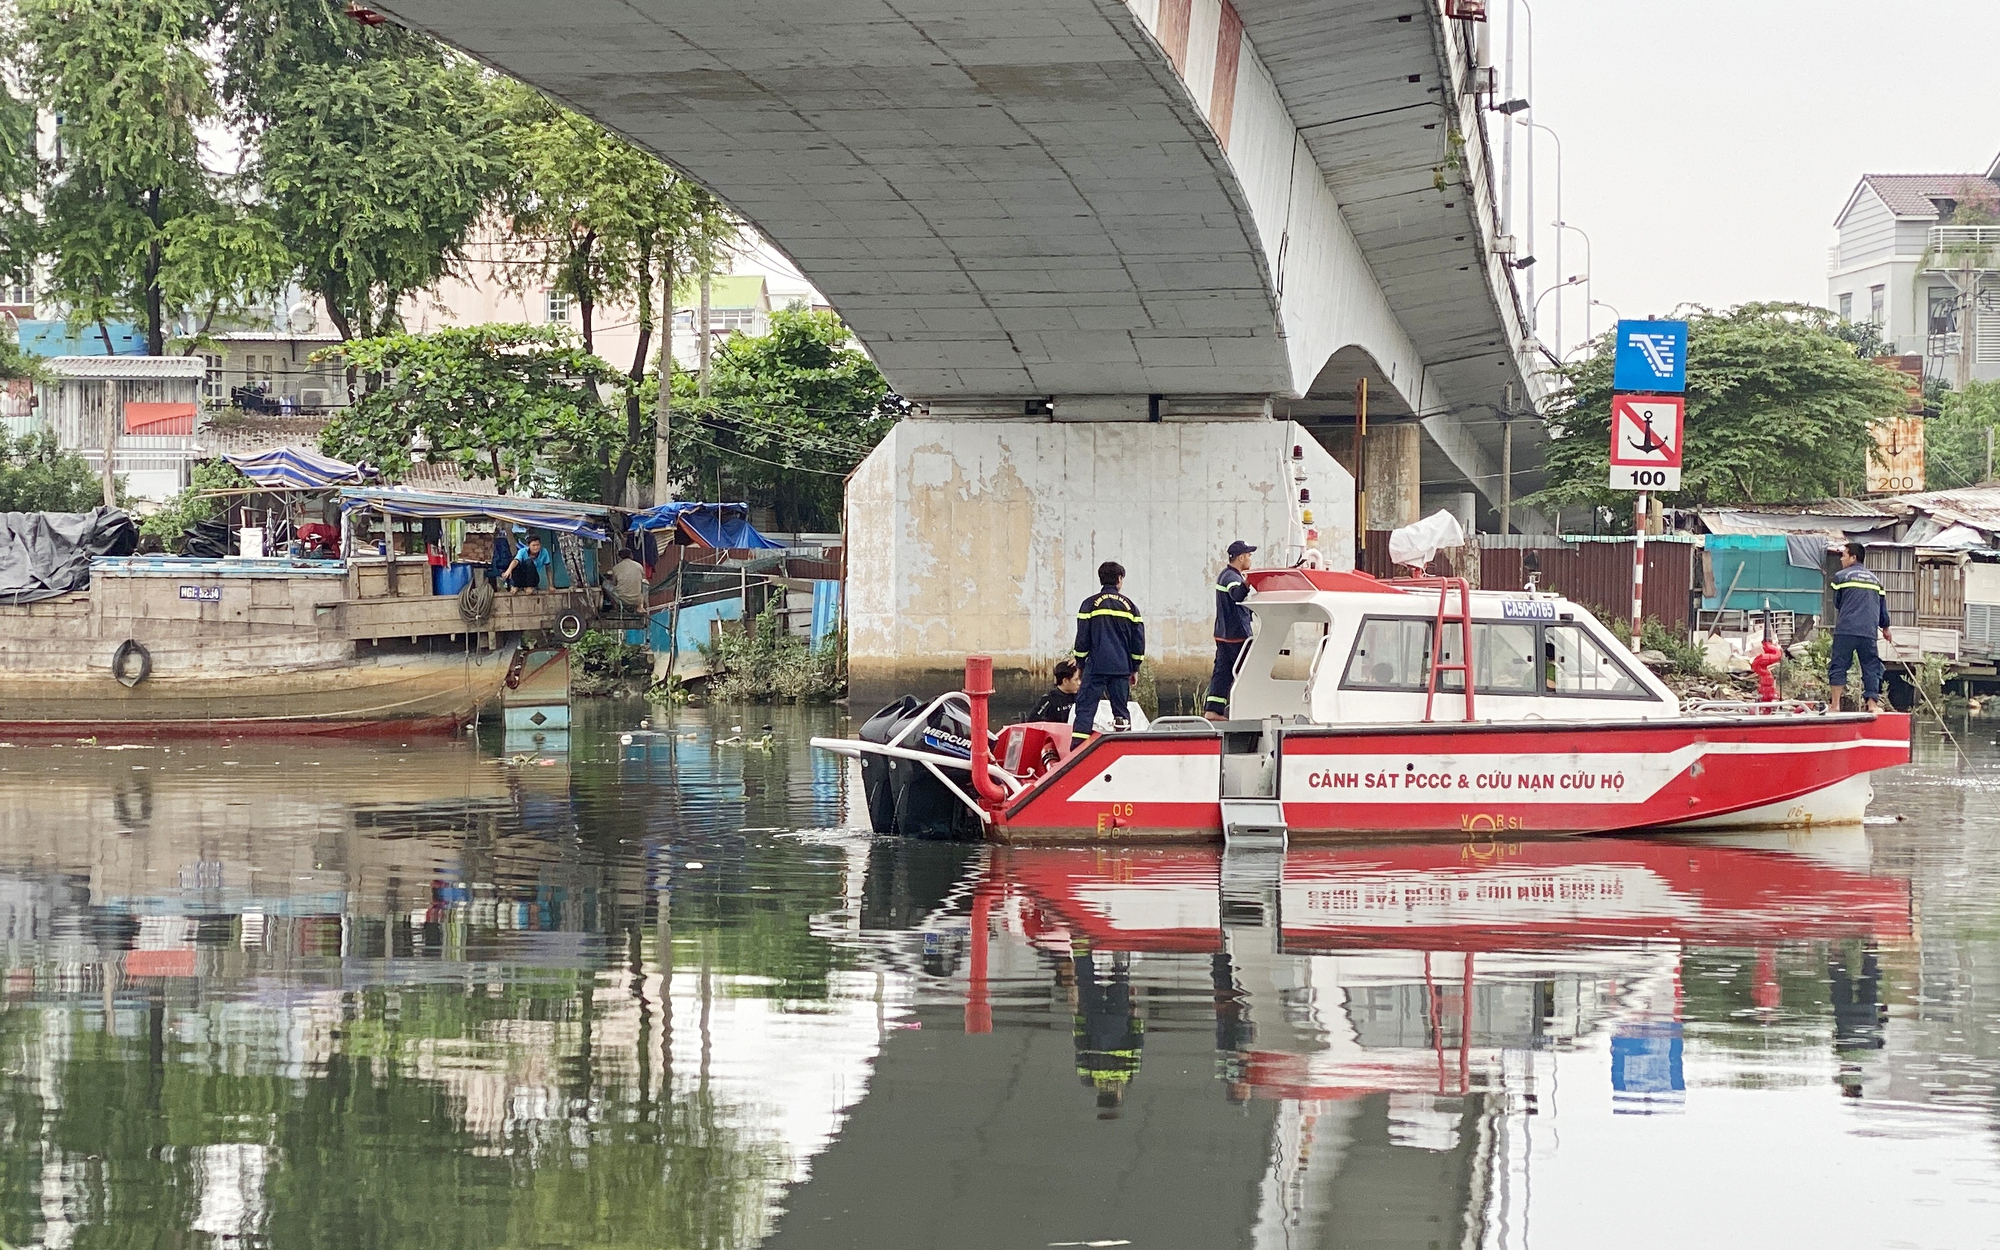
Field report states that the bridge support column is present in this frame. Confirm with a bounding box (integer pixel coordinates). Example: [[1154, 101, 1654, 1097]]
[[1364, 422, 1423, 531], [845, 411, 1354, 704]]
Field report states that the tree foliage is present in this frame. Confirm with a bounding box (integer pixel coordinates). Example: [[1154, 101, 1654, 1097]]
[[137, 457, 254, 547], [256, 53, 511, 339], [316, 324, 626, 495], [0, 428, 102, 513], [672, 308, 904, 530], [1529, 303, 1915, 516], [498, 84, 734, 504], [14, 0, 284, 354], [1927, 379, 2000, 489]]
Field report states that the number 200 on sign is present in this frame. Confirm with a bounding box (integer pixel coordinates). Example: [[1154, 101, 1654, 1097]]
[[1611, 465, 1680, 491]]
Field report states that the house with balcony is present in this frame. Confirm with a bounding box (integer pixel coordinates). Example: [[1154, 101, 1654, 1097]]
[[1829, 151, 2000, 385]]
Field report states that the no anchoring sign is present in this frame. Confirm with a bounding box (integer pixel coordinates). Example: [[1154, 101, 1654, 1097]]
[[1608, 395, 1684, 492]]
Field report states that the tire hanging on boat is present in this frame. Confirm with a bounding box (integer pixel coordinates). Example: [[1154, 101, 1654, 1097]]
[[111, 639, 151, 688], [556, 612, 585, 643]]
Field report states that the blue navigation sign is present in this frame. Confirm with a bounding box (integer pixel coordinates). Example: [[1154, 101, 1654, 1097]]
[[1612, 319, 1688, 393]]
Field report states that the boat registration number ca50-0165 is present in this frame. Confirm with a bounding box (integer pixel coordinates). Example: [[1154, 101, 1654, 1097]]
[[1499, 598, 1557, 620]]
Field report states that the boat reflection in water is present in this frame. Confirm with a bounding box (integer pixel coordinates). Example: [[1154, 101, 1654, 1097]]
[[778, 832, 1916, 1250]]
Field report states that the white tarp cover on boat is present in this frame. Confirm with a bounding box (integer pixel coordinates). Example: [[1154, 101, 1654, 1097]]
[[1388, 509, 1466, 570]]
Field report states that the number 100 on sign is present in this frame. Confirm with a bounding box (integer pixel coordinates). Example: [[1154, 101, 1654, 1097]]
[[1613, 464, 1681, 491]]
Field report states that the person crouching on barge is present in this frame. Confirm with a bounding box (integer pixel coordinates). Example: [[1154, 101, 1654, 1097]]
[[1071, 561, 1146, 743]]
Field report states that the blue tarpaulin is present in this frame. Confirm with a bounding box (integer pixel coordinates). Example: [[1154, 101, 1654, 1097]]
[[626, 502, 783, 550], [338, 487, 614, 542], [226, 447, 375, 489]]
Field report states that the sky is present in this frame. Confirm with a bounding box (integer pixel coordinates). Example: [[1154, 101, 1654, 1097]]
[[1506, 0, 2000, 356]]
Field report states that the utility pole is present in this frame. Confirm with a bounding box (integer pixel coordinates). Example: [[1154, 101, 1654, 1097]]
[[100, 378, 117, 509], [1500, 383, 1515, 535], [1985, 423, 1994, 483], [652, 245, 676, 507], [697, 270, 713, 398], [1353, 377, 1369, 571], [1500, 0, 1515, 243]]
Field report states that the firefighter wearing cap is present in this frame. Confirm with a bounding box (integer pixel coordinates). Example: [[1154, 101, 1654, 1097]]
[[1204, 540, 1257, 721]]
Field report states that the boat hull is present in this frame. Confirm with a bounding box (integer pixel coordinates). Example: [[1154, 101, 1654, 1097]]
[[994, 713, 1912, 842], [0, 646, 516, 737]]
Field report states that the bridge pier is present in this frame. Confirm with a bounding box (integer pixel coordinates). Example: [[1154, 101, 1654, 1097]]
[[845, 411, 1354, 704]]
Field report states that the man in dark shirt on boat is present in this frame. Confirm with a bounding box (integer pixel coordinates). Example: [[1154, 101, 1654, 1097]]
[[1027, 658, 1082, 725], [1827, 540, 1894, 712], [1205, 539, 1257, 721], [1070, 561, 1145, 742]]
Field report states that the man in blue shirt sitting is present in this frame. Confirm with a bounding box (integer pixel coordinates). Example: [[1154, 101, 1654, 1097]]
[[1827, 540, 1894, 713]]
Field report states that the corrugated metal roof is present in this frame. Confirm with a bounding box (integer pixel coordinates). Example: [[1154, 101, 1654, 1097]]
[[1696, 509, 1896, 537], [211, 330, 345, 344], [46, 355, 208, 378], [1886, 485, 2000, 526]]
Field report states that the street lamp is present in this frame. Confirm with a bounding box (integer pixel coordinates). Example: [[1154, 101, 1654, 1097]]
[[1553, 220, 1592, 341], [1533, 274, 1583, 323], [1515, 118, 1563, 354]]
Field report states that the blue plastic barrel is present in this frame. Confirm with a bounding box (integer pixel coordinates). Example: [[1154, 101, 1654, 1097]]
[[433, 563, 473, 596]]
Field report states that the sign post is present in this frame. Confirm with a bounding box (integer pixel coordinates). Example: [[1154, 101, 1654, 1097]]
[[1608, 320, 1689, 653]]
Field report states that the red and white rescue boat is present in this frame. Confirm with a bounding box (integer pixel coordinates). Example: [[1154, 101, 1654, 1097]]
[[816, 569, 1912, 842]]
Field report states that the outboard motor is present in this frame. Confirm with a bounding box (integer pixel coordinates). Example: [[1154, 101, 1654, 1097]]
[[857, 697, 919, 833], [856, 694, 990, 841]]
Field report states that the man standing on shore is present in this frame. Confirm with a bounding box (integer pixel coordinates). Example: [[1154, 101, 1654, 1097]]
[[1071, 561, 1145, 742], [1204, 540, 1256, 721], [1827, 540, 1893, 713]]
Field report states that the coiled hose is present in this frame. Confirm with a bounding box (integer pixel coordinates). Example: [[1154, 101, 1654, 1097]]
[[458, 580, 496, 625]]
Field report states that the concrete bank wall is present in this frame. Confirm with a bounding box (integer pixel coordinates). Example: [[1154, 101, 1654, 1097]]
[[846, 419, 1353, 697]]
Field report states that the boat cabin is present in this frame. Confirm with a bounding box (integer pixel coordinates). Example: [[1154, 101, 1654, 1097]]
[[1223, 569, 1679, 725]]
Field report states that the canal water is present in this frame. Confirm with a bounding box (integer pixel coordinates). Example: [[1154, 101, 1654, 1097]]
[[0, 704, 1994, 1249]]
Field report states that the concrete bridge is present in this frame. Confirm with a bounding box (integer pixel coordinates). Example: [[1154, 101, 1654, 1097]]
[[373, 0, 1546, 692]]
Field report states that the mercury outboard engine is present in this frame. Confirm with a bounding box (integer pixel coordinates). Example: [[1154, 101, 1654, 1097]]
[[856, 694, 990, 841]]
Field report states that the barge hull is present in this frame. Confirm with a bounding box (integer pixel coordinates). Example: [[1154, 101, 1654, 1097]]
[[0, 648, 513, 737]]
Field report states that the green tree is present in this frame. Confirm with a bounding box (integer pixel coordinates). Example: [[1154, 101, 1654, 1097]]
[[219, 0, 510, 341], [316, 324, 626, 495], [0, 64, 37, 283], [499, 85, 734, 504], [1530, 303, 1914, 516], [138, 458, 255, 547], [13, 0, 278, 355], [1926, 379, 2000, 488], [671, 308, 903, 530], [0, 428, 101, 512], [256, 54, 511, 340]]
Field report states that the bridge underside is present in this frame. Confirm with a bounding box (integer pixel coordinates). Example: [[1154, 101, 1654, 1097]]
[[374, 0, 1549, 681]]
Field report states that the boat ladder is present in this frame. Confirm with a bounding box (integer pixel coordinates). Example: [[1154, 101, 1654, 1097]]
[[1420, 576, 1476, 723], [1218, 718, 1287, 850]]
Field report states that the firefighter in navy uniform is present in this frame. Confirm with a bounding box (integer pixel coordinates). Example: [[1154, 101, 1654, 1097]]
[[1071, 560, 1145, 742], [1205, 539, 1257, 721]]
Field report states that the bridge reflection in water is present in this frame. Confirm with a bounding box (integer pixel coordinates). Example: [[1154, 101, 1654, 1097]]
[[0, 710, 1985, 1250]]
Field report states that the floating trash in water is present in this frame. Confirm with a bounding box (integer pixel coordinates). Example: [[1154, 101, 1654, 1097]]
[[684, 861, 703, 870]]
